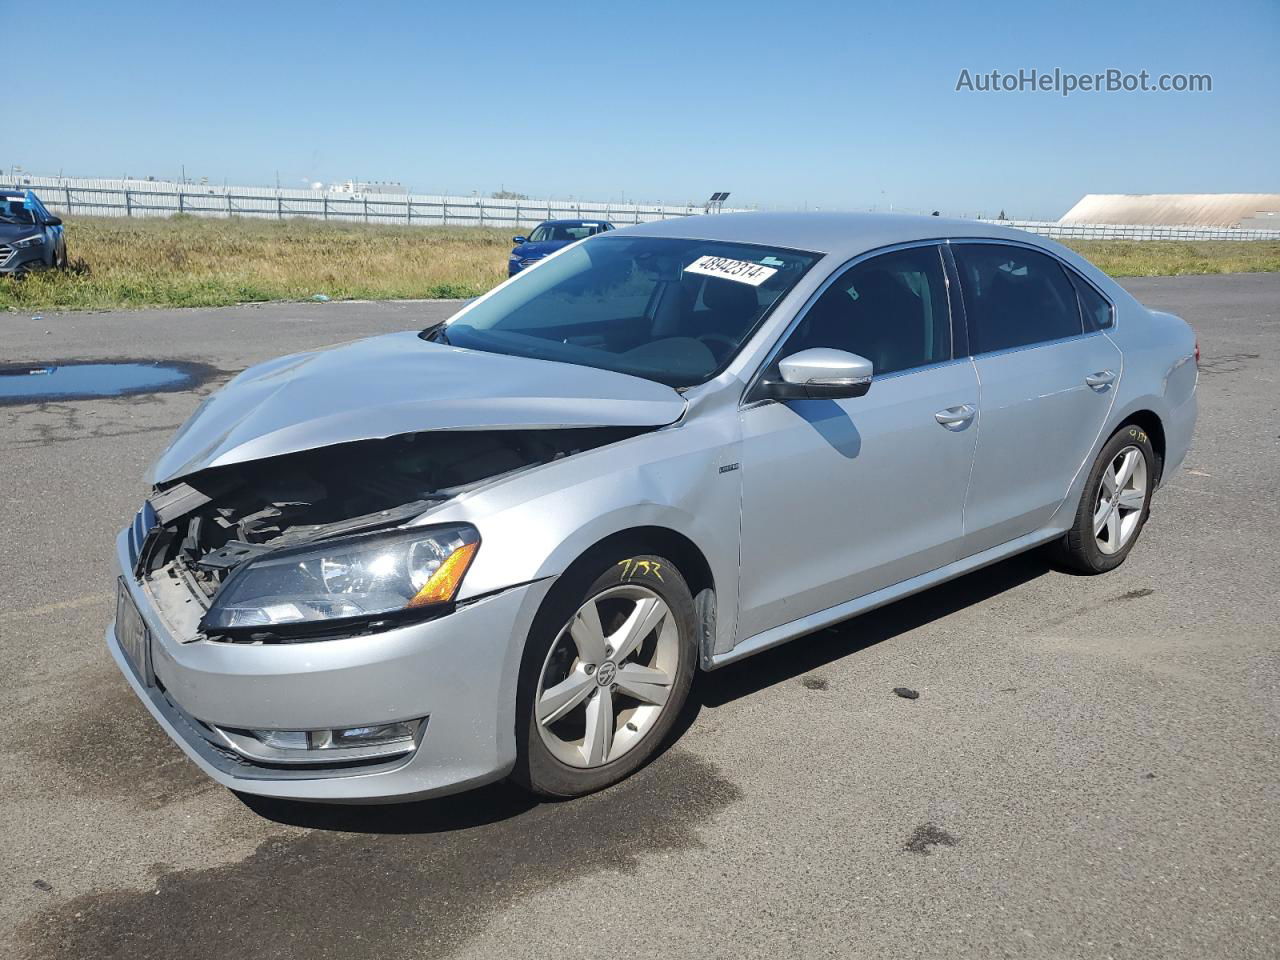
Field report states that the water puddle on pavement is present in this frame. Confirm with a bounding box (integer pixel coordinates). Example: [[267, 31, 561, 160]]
[[0, 361, 208, 404]]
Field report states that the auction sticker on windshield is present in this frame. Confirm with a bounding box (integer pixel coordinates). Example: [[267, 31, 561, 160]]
[[684, 255, 778, 286]]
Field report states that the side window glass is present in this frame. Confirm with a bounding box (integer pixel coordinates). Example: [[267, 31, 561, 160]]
[[952, 244, 1083, 353], [783, 245, 950, 376], [1070, 271, 1114, 331]]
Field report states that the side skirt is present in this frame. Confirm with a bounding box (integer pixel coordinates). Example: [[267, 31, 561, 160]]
[[704, 525, 1065, 670]]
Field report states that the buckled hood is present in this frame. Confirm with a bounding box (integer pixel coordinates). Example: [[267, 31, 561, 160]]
[[151, 331, 686, 484]]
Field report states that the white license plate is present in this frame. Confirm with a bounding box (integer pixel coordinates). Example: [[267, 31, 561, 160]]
[[115, 578, 151, 685]]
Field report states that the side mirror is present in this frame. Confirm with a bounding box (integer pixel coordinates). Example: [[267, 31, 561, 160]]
[[44, 216, 62, 226], [760, 348, 873, 400], [512, 235, 527, 245]]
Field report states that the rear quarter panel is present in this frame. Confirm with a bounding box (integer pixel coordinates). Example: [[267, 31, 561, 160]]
[[1107, 306, 1198, 480]]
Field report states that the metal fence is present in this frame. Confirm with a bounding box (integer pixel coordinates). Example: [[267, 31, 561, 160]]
[[983, 218, 1280, 242], [5, 176, 1279, 241], [0, 176, 744, 230]]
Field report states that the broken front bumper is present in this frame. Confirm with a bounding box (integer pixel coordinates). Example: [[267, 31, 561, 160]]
[[108, 527, 553, 802]]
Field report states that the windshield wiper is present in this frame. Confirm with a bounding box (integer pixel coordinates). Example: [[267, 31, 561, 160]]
[[419, 321, 451, 345]]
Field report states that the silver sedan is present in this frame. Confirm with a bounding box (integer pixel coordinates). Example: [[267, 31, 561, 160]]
[[108, 213, 1198, 801]]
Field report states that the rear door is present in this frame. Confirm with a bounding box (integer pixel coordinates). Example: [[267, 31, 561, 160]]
[[950, 242, 1121, 554]]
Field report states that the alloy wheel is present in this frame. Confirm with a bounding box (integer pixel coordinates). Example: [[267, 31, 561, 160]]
[[1093, 445, 1147, 555], [535, 584, 679, 768]]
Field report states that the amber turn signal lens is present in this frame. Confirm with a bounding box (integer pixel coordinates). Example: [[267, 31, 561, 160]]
[[407, 540, 479, 607]]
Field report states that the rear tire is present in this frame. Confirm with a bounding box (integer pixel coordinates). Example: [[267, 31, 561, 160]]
[[511, 552, 697, 798], [1051, 424, 1156, 574]]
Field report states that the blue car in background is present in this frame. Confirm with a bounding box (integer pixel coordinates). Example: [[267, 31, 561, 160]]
[[0, 190, 67, 275], [508, 219, 614, 276]]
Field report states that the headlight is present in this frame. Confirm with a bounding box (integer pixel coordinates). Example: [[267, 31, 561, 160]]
[[14, 234, 45, 249], [203, 524, 479, 632], [508, 253, 522, 261]]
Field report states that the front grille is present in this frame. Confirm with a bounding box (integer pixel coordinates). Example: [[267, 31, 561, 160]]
[[0, 244, 13, 264]]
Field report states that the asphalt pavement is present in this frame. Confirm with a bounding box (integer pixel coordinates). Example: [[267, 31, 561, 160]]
[[1, 277, 1277, 959]]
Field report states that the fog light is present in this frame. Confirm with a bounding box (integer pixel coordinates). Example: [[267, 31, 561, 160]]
[[332, 721, 418, 747], [256, 729, 309, 750], [249, 718, 423, 751]]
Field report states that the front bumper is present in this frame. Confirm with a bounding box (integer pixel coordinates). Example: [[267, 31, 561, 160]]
[[108, 527, 553, 802], [0, 242, 48, 274], [507, 256, 547, 276]]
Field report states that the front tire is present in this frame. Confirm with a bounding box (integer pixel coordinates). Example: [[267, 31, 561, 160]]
[[512, 552, 697, 798], [1052, 424, 1156, 574]]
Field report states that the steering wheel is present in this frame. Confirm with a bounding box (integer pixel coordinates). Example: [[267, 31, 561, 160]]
[[697, 333, 737, 361]]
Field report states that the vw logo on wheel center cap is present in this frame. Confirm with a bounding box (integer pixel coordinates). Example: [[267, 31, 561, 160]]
[[596, 661, 617, 686]]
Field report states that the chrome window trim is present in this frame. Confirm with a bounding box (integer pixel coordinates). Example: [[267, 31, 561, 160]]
[[872, 354, 974, 382], [963, 328, 1106, 363], [740, 239, 954, 407], [943, 236, 1119, 348]]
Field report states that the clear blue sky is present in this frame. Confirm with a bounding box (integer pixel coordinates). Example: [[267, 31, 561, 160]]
[[17, 0, 1278, 219]]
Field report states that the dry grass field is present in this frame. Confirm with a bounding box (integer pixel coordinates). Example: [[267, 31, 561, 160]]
[[1064, 238, 1280, 277], [0, 216, 511, 311], [1, 215, 1277, 312]]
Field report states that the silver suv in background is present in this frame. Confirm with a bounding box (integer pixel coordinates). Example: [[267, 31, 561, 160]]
[[109, 213, 1197, 803]]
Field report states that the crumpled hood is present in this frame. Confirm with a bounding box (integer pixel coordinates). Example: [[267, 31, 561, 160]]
[[151, 331, 686, 484]]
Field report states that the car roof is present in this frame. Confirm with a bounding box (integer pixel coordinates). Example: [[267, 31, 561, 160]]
[[538, 218, 611, 225], [615, 211, 1039, 258]]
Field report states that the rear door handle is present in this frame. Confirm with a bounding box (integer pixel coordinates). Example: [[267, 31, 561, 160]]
[[934, 403, 976, 428], [1085, 370, 1116, 389]]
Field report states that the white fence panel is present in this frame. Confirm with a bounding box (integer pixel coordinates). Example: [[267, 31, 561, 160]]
[[983, 218, 1280, 242], [5, 176, 1280, 240], [0, 176, 744, 230]]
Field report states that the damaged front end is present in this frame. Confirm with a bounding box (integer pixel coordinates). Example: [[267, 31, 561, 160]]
[[132, 427, 643, 644]]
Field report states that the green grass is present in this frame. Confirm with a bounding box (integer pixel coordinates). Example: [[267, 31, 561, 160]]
[[2, 216, 1277, 312]]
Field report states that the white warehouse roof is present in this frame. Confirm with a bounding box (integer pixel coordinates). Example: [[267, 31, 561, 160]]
[[1060, 193, 1280, 229]]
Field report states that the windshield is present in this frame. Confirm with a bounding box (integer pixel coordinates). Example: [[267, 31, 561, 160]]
[[429, 235, 820, 387], [0, 197, 35, 225], [528, 222, 607, 242]]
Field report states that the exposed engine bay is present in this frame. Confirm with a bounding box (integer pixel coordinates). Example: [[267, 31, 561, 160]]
[[135, 427, 642, 634]]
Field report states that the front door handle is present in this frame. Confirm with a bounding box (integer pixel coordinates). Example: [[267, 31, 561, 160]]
[[1085, 370, 1116, 389], [935, 403, 976, 428]]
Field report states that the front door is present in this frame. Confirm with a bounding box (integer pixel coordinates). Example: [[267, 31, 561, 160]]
[[736, 244, 980, 642]]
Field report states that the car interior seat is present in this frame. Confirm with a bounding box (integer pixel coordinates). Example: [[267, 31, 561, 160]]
[[796, 269, 925, 374], [698, 278, 761, 338]]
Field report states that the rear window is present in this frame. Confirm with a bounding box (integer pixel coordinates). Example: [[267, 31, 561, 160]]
[[1070, 271, 1114, 331], [952, 244, 1083, 354]]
